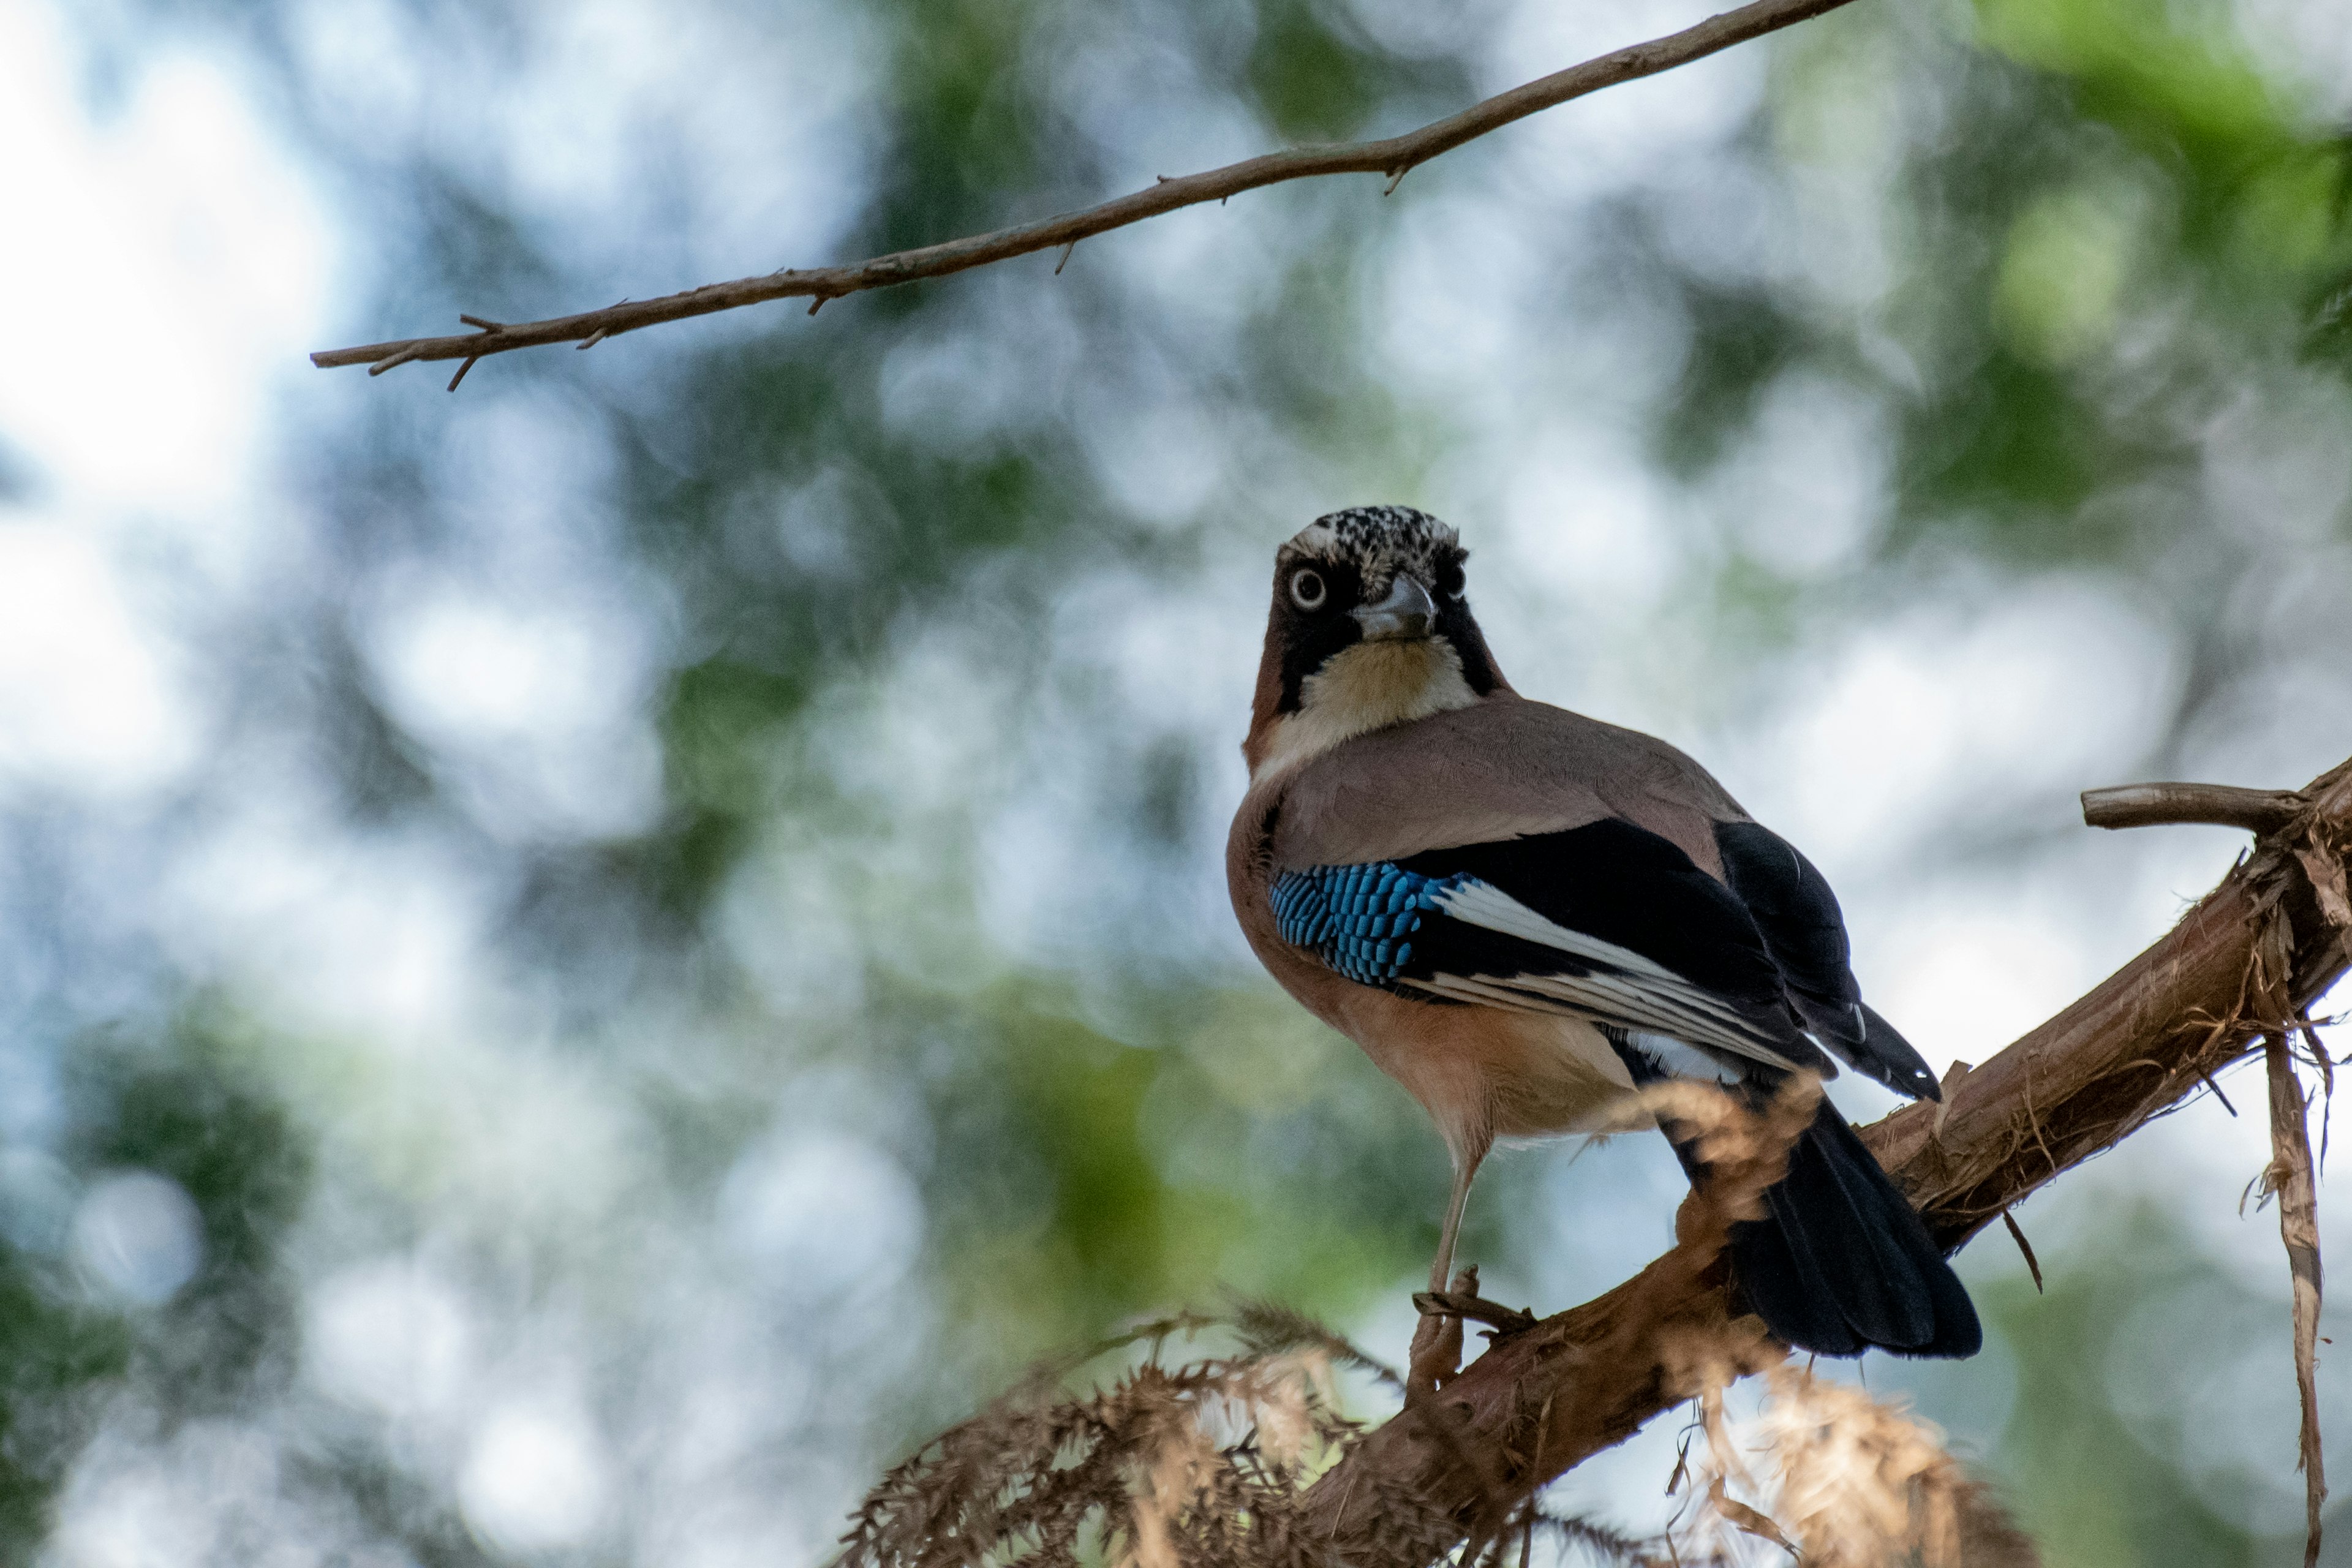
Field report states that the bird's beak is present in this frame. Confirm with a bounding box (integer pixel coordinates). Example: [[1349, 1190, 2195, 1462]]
[[1351, 574, 1436, 642]]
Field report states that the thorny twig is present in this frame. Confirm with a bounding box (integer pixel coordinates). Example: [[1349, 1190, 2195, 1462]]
[[311, 0, 1860, 383]]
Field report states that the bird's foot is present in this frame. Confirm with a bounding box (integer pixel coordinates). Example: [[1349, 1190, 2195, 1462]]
[[1406, 1269, 1544, 1396], [1411, 1287, 1540, 1340], [1411, 1260, 1543, 1401], [1406, 1268, 1473, 1397]]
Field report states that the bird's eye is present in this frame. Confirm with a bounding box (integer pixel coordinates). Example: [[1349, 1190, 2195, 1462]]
[[1289, 568, 1327, 611], [1436, 560, 1465, 598]]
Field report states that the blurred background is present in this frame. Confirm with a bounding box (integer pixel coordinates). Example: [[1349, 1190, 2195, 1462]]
[[2, 0, 2351, 1560]]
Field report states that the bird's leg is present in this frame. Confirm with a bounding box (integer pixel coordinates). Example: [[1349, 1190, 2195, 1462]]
[[1408, 1266, 1474, 1396], [1428, 1152, 1478, 1297], [1407, 1150, 1484, 1395]]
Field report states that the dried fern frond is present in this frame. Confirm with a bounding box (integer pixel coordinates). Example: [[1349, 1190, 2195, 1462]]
[[1673, 1361, 2040, 1568], [835, 1305, 1377, 1568], [840, 1298, 1749, 1568], [1227, 1296, 1403, 1390], [1637, 1075, 1822, 1238]]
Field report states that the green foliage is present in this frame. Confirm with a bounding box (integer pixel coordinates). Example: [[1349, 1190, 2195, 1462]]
[[1652, 281, 1822, 478], [1634, 0, 2352, 597], [907, 976, 1447, 1373], [72, 1024, 312, 1411], [1246, 0, 1390, 143], [0, 1013, 313, 1563], [0, 1253, 129, 1553], [871, 0, 1057, 252]]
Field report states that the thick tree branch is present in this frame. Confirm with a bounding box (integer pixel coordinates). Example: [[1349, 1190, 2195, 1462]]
[[1303, 753, 2352, 1565], [311, 0, 1860, 382]]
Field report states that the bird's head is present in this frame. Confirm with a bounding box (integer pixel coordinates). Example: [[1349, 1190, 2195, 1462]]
[[1244, 505, 1509, 781]]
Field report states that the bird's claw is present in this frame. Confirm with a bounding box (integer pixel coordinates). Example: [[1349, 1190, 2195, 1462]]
[[1406, 1313, 1461, 1395], [1404, 1266, 1542, 1396], [1411, 1288, 1540, 1338]]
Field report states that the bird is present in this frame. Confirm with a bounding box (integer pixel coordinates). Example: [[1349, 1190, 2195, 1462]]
[[1224, 504, 1980, 1366]]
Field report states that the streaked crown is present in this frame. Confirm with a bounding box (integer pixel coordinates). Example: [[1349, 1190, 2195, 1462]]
[[1280, 505, 1463, 599]]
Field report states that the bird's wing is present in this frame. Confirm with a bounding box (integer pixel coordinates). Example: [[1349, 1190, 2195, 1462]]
[[1269, 818, 1834, 1076], [1712, 821, 1940, 1099], [1261, 696, 1935, 1084]]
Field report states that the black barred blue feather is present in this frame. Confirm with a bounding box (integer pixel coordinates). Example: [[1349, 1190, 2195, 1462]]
[[1268, 863, 1468, 987]]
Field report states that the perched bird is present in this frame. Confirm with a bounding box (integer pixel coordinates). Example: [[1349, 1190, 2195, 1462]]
[[1226, 505, 1979, 1362]]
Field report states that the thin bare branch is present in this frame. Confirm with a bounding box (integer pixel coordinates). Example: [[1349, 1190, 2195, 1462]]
[[311, 0, 1861, 381], [2081, 781, 2303, 834]]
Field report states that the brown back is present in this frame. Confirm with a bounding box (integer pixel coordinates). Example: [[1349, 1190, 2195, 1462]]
[[1263, 695, 1747, 878]]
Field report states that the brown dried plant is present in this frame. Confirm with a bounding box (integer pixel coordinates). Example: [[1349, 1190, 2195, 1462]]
[[1671, 1363, 2037, 1568], [832, 1305, 1396, 1568], [832, 1293, 1738, 1568], [839, 1295, 1575, 1568]]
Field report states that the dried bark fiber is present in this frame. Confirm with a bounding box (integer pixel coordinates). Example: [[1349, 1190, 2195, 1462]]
[[2262, 1033, 2327, 1567], [1301, 754, 2352, 1565]]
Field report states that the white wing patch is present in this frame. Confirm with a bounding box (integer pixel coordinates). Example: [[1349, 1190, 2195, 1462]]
[[1408, 879, 1803, 1071], [1429, 881, 1685, 980], [1626, 1029, 1747, 1086]]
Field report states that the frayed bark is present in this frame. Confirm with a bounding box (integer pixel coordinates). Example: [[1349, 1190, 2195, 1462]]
[[2263, 1033, 2328, 1568]]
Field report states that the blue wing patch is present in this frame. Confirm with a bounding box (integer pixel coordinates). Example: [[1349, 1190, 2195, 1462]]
[[1269, 862, 1468, 987], [1270, 843, 1828, 1075]]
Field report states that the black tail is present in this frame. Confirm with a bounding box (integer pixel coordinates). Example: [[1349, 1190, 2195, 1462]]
[[1602, 1027, 1981, 1359], [1724, 1096, 1981, 1358]]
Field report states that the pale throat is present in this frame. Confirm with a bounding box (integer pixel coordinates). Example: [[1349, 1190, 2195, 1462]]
[[1252, 637, 1478, 783]]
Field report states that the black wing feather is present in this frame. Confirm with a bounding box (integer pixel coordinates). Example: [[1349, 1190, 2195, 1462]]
[[1400, 822, 1786, 1015], [1712, 822, 1858, 1040], [1714, 821, 1939, 1101], [1389, 820, 1830, 1075]]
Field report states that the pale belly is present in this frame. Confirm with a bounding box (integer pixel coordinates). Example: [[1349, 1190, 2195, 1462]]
[[1320, 983, 1652, 1162]]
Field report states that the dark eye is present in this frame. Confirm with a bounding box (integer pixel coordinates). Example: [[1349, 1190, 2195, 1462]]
[[1289, 568, 1327, 611], [1436, 560, 1465, 598]]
